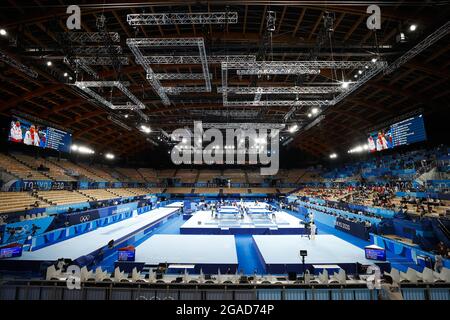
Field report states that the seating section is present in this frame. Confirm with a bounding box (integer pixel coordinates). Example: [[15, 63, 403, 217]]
[[13, 154, 76, 181], [247, 171, 265, 184], [77, 164, 118, 182], [223, 169, 246, 183], [79, 189, 117, 201], [106, 188, 138, 198], [138, 168, 158, 183], [51, 160, 104, 182], [250, 188, 278, 194], [197, 170, 220, 183], [222, 187, 250, 194], [0, 192, 48, 214], [0, 154, 48, 181], [193, 188, 221, 194], [175, 169, 198, 183], [38, 190, 90, 206], [115, 168, 145, 183], [165, 187, 194, 194]]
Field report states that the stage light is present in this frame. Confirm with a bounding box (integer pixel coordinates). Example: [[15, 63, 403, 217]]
[[409, 24, 417, 31], [288, 124, 298, 133], [71, 144, 78, 151], [124, 114, 129, 119], [341, 81, 350, 89], [140, 125, 151, 134], [371, 58, 377, 63], [69, 76, 73, 81], [46, 61, 52, 67], [311, 107, 319, 114], [358, 70, 363, 74], [75, 145, 95, 154], [0, 29, 7, 36], [63, 72, 68, 77], [329, 153, 338, 159], [182, 138, 187, 143], [307, 113, 312, 118], [105, 153, 115, 160], [365, 65, 369, 69], [354, 74, 358, 78]]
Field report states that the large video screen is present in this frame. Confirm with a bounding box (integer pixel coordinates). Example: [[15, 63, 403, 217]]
[[367, 114, 426, 153], [8, 116, 72, 153]]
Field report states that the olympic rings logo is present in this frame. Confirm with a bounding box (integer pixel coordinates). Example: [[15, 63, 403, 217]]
[[79, 216, 90, 223]]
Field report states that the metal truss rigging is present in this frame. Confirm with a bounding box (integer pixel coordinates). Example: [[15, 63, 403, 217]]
[[224, 100, 332, 107], [70, 46, 123, 55], [384, 21, 450, 75], [142, 55, 256, 64], [127, 37, 212, 105], [163, 87, 210, 94], [0, 49, 38, 78], [202, 123, 285, 130], [74, 56, 129, 65], [60, 32, 120, 43], [190, 110, 260, 118], [74, 81, 148, 121], [149, 73, 212, 80], [127, 12, 238, 26], [218, 86, 345, 94]]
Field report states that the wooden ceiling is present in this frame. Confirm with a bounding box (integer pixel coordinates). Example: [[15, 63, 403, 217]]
[[0, 1, 449, 158]]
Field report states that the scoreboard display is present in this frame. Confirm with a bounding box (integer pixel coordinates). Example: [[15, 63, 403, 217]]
[[367, 114, 427, 153], [8, 116, 72, 153]]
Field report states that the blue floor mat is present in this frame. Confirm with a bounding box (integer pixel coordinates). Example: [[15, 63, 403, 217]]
[[235, 235, 265, 275]]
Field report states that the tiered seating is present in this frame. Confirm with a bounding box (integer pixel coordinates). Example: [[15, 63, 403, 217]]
[[78, 164, 118, 182], [115, 168, 145, 183], [285, 169, 306, 183], [197, 170, 220, 183], [279, 187, 296, 193], [158, 169, 176, 181], [247, 170, 266, 184], [0, 192, 47, 214], [0, 154, 48, 180], [223, 169, 246, 183], [193, 188, 221, 194], [250, 188, 278, 194], [13, 154, 76, 181], [79, 189, 117, 201], [51, 160, 103, 182], [37, 190, 90, 206], [166, 187, 194, 193], [138, 168, 158, 183], [106, 188, 138, 198], [222, 187, 250, 194], [127, 188, 152, 196], [175, 169, 198, 183]]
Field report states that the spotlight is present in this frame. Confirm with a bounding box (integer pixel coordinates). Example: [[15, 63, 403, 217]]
[[105, 153, 115, 160], [46, 61, 52, 67], [140, 125, 151, 134], [329, 153, 338, 159], [124, 114, 129, 119], [341, 81, 350, 89], [288, 124, 298, 133], [311, 107, 319, 114], [358, 70, 363, 75], [354, 75, 358, 78], [71, 144, 78, 151], [0, 29, 6, 36], [307, 113, 312, 118], [409, 24, 417, 31], [371, 58, 377, 63], [63, 72, 68, 77]]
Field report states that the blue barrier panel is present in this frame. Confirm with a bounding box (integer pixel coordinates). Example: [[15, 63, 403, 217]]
[[335, 217, 369, 240]]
